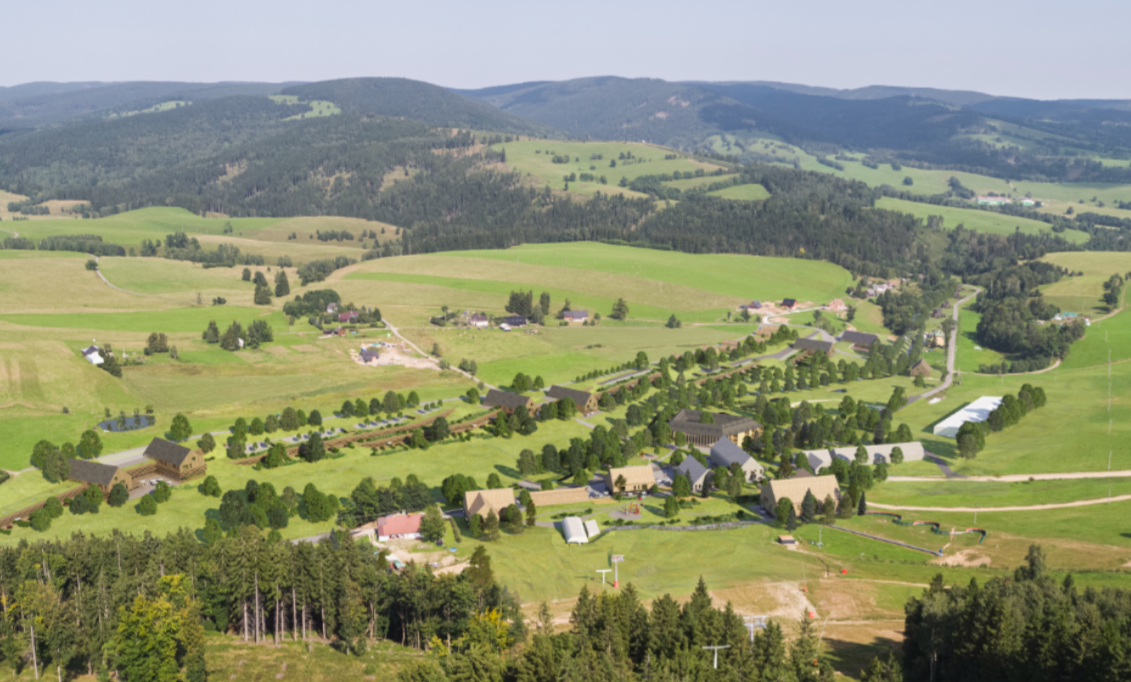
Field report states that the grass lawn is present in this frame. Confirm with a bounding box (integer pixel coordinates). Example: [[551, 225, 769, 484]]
[[953, 301, 1004, 373], [0, 305, 282, 334], [707, 183, 771, 201], [869, 477, 1131, 508], [875, 197, 1090, 244], [1040, 251, 1131, 314]]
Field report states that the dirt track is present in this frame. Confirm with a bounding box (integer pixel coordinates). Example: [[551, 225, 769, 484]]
[[888, 469, 1131, 483], [870, 494, 1131, 513]]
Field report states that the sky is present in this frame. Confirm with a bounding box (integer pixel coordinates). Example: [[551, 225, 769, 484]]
[[2, 0, 1128, 100]]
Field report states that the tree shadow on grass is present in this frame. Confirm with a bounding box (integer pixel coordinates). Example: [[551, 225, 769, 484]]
[[493, 464, 523, 480]]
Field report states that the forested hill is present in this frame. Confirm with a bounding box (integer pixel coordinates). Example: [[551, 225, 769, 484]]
[[282, 78, 558, 137]]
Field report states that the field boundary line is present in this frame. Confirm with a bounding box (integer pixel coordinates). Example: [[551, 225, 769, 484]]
[[869, 494, 1131, 512], [93, 256, 197, 305], [828, 524, 942, 556]]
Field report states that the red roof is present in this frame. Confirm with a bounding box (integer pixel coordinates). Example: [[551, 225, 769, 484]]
[[339, 311, 358, 322], [377, 513, 423, 537]]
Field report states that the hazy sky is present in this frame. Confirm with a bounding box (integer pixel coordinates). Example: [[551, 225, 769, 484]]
[[3, 0, 1127, 100]]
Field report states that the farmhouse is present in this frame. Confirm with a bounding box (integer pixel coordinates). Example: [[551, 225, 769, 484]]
[[81, 345, 104, 365], [375, 513, 423, 541], [503, 315, 527, 327], [142, 437, 206, 480], [468, 313, 489, 329], [709, 437, 763, 482], [675, 457, 711, 492], [528, 486, 590, 507], [67, 458, 132, 495], [546, 386, 599, 414], [562, 517, 588, 544], [976, 196, 1011, 206], [605, 465, 655, 494], [761, 475, 841, 517], [338, 311, 359, 323], [799, 441, 925, 469], [359, 347, 380, 364], [562, 310, 589, 324], [910, 359, 932, 378], [482, 389, 534, 415], [780, 299, 798, 310], [668, 408, 763, 447], [932, 397, 1003, 438], [838, 331, 879, 351], [792, 337, 834, 359], [464, 488, 516, 520], [826, 299, 847, 313]]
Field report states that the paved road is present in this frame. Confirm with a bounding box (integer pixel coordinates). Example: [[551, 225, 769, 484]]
[[907, 286, 982, 405], [889, 469, 1131, 483], [870, 494, 1131, 513]]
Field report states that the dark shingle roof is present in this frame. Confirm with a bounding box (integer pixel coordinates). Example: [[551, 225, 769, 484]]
[[503, 316, 527, 326], [839, 331, 879, 346], [675, 457, 711, 485], [562, 310, 589, 320], [709, 437, 753, 468], [67, 458, 121, 486], [483, 389, 532, 410], [144, 437, 192, 466], [781, 299, 797, 307], [668, 409, 761, 438], [793, 338, 833, 353], [547, 385, 594, 407]]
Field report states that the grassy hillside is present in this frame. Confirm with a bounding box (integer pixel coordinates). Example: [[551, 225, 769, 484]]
[[875, 197, 1090, 243]]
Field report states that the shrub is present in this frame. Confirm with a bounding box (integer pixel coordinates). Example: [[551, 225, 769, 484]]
[[136, 495, 158, 516], [153, 480, 172, 503]]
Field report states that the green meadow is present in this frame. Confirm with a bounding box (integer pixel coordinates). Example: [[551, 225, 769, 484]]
[[875, 197, 1091, 244]]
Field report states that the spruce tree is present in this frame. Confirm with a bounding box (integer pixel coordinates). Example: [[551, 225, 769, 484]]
[[785, 505, 799, 531], [800, 489, 817, 524], [483, 509, 500, 541], [857, 490, 868, 515]]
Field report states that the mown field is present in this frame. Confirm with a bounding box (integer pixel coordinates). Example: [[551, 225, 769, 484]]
[[875, 197, 1091, 244]]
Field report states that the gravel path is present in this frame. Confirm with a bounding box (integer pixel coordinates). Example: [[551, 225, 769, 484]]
[[907, 286, 981, 405], [869, 495, 1131, 512]]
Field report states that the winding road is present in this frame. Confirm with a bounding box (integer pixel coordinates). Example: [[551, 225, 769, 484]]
[[907, 285, 981, 405]]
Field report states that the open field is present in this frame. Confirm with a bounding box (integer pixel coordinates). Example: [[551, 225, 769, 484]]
[[875, 197, 1091, 243], [491, 140, 728, 197], [1040, 251, 1131, 313], [707, 183, 772, 201]]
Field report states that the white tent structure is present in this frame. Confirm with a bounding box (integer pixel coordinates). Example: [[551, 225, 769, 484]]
[[932, 397, 1002, 438], [584, 519, 601, 539], [562, 517, 588, 544]]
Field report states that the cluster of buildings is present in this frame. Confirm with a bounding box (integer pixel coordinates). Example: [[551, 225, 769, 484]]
[[64, 437, 207, 496], [465, 309, 591, 330], [482, 385, 600, 417], [976, 195, 1037, 207]]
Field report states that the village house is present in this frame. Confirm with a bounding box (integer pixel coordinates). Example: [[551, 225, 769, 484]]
[[338, 311, 359, 323], [468, 313, 489, 329], [463, 488, 516, 520], [799, 441, 926, 469], [605, 465, 656, 494], [67, 458, 133, 495], [976, 196, 1011, 206], [375, 513, 424, 542], [503, 315, 527, 327], [709, 437, 764, 482], [528, 486, 590, 507], [546, 385, 599, 414], [359, 347, 380, 364], [792, 337, 835, 359], [81, 345, 105, 366], [482, 389, 534, 415], [562, 310, 589, 324], [326, 303, 339, 313], [910, 359, 932, 378], [780, 298, 799, 311], [760, 475, 841, 517], [838, 330, 879, 352], [826, 299, 847, 313], [668, 408, 763, 447], [674, 456, 711, 492], [142, 437, 207, 481]]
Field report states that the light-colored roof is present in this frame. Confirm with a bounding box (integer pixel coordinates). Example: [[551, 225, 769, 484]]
[[528, 487, 589, 507], [675, 456, 710, 485], [762, 475, 841, 514], [607, 465, 656, 489], [563, 309, 589, 319], [465, 488, 516, 519], [562, 517, 588, 544], [710, 437, 759, 471], [824, 442, 925, 466], [932, 397, 1002, 438], [584, 519, 601, 539], [376, 513, 423, 537]]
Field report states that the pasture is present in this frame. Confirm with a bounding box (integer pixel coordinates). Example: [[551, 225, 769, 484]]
[[875, 197, 1090, 244], [707, 183, 772, 201], [491, 140, 728, 197]]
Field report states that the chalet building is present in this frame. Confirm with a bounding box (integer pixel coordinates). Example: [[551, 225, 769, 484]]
[[709, 437, 764, 482], [143, 437, 206, 480], [910, 359, 932, 378], [792, 337, 834, 359], [464, 488, 516, 520], [67, 459, 132, 495], [503, 315, 527, 327], [359, 348, 380, 364], [668, 408, 763, 447], [546, 386, 599, 414], [826, 299, 847, 313], [338, 311, 359, 323], [761, 475, 841, 517], [81, 345, 105, 366], [376, 513, 424, 542], [838, 331, 879, 352], [562, 310, 589, 324], [468, 313, 489, 329], [780, 299, 798, 310], [482, 389, 534, 415], [674, 457, 711, 492], [605, 465, 656, 494]]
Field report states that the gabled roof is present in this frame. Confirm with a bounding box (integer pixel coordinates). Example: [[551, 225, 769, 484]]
[[143, 437, 192, 466], [675, 456, 710, 485], [781, 298, 797, 307], [547, 385, 594, 407], [562, 517, 588, 544], [763, 475, 841, 513], [709, 437, 757, 470], [469, 313, 488, 322], [81, 345, 101, 356], [562, 309, 589, 319], [359, 348, 379, 363], [607, 465, 656, 489], [465, 488, 516, 519], [503, 315, 527, 325], [66, 458, 121, 486], [839, 331, 879, 346], [793, 337, 833, 353], [376, 513, 423, 537], [483, 389, 532, 410], [668, 409, 762, 438]]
